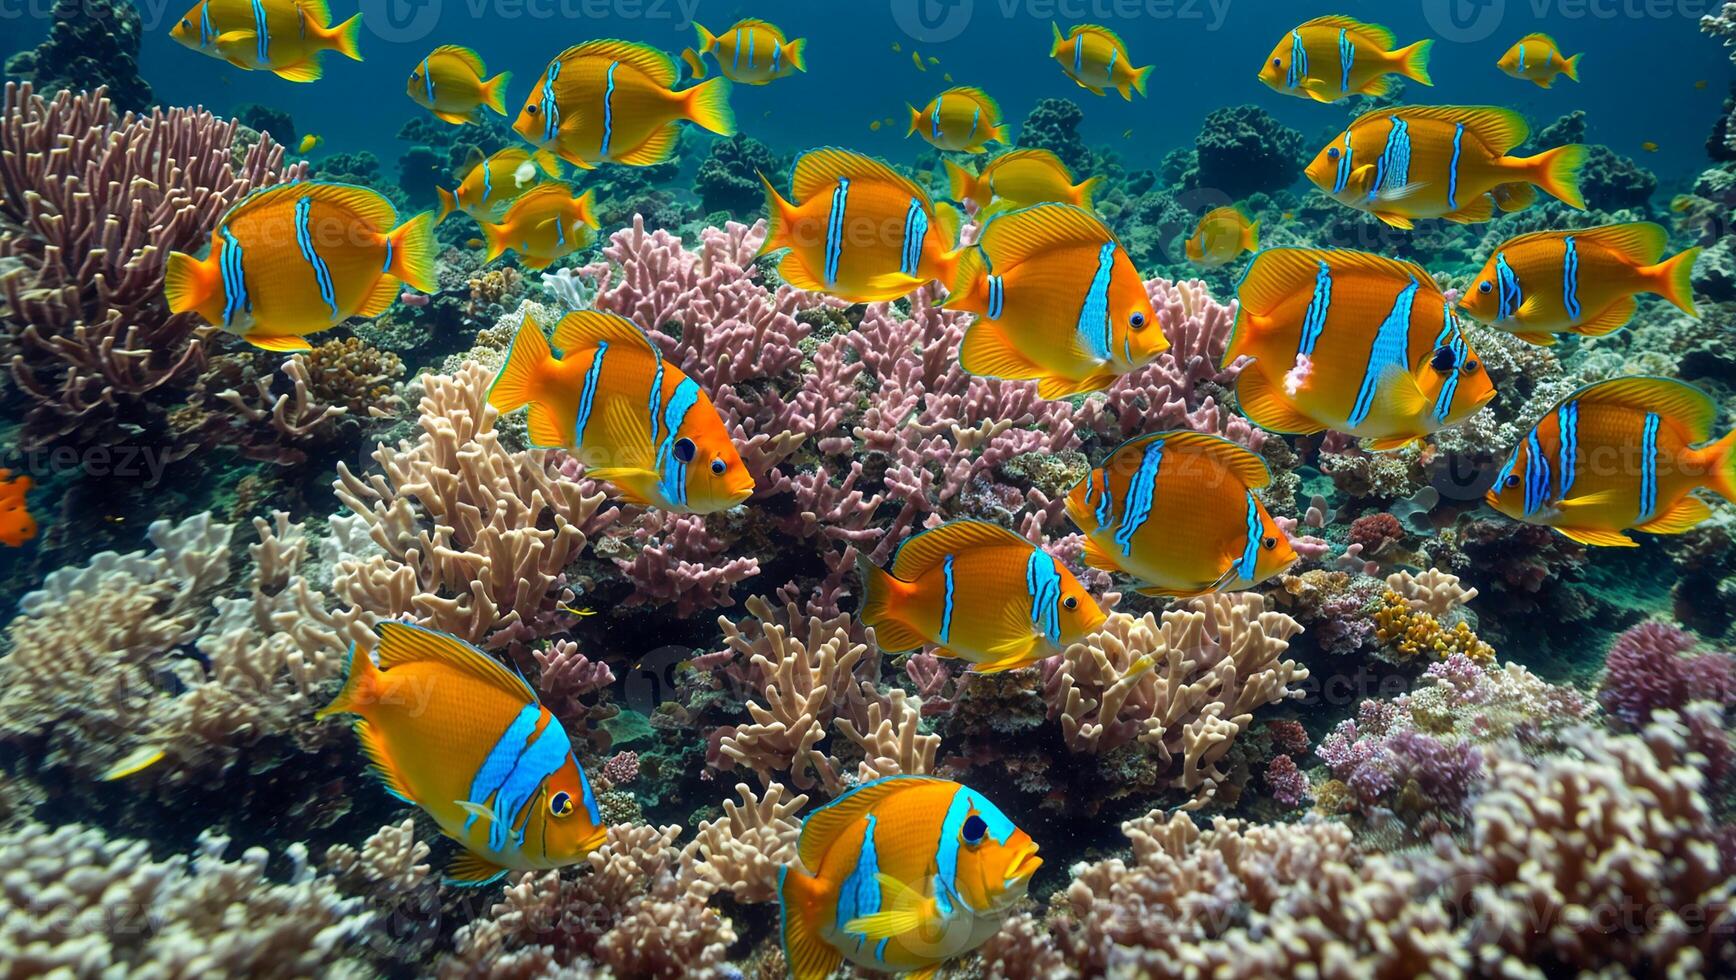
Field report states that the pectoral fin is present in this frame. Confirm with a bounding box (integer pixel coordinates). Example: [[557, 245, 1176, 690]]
[[843, 873, 939, 940], [1553, 525, 1636, 547], [1635, 496, 1712, 535], [445, 850, 509, 887]]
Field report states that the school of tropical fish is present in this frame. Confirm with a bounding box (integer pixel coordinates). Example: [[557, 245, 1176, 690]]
[[6, 5, 1733, 978]]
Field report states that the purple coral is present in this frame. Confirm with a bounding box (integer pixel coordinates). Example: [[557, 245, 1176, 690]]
[[600, 750, 640, 788], [1598, 622, 1736, 726], [1263, 754, 1308, 808]]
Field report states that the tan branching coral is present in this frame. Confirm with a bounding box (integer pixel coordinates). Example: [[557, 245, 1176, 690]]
[[684, 781, 808, 903], [323, 818, 432, 895], [1385, 568, 1478, 617], [333, 363, 619, 647], [837, 688, 940, 781], [1041, 593, 1308, 805]]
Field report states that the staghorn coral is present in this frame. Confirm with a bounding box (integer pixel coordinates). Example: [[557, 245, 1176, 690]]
[[0, 82, 305, 456], [1040, 593, 1308, 807]]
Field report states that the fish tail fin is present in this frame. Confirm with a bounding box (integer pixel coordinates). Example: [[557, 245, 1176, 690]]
[[1564, 51, 1583, 82], [488, 317, 553, 435], [327, 13, 363, 61], [1132, 63, 1153, 97], [1074, 174, 1103, 209], [941, 244, 987, 312], [572, 187, 599, 230], [758, 172, 795, 254], [435, 186, 456, 226], [694, 22, 717, 54], [1517, 143, 1587, 209], [944, 159, 979, 207], [1646, 246, 1701, 317], [1393, 38, 1434, 85], [683, 76, 734, 136], [779, 866, 844, 980], [785, 38, 807, 72], [316, 641, 379, 720], [482, 71, 512, 116], [906, 103, 922, 138], [479, 218, 509, 263], [680, 48, 707, 81], [384, 211, 437, 293], [1700, 428, 1736, 502], [854, 553, 926, 652], [1243, 218, 1261, 253], [163, 250, 221, 323]]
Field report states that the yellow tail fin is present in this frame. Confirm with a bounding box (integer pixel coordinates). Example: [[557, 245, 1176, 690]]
[[680, 48, 707, 80], [758, 172, 794, 254], [1244, 218, 1261, 253], [694, 21, 717, 54], [489, 317, 552, 415], [1701, 428, 1736, 502], [944, 159, 980, 208], [1646, 246, 1701, 317], [1074, 175, 1103, 209], [1563, 51, 1583, 82], [162, 251, 220, 323], [316, 642, 379, 720], [435, 186, 456, 226], [854, 552, 925, 652], [326, 13, 363, 61], [906, 103, 922, 138], [1519, 143, 1587, 209], [385, 212, 437, 293], [482, 71, 512, 116], [778, 867, 844, 980], [1132, 63, 1153, 97], [1393, 39, 1433, 85], [784, 37, 807, 72], [683, 76, 734, 135]]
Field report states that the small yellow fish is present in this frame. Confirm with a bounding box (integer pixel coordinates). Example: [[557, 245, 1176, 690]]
[[408, 45, 512, 126], [1260, 15, 1433, 103], [1184, 206, 1260, 268], [436, 146, 562, 225], [466, 237, 484, 248], [1458, 223, 1699, 345], [514, 40, 733, 169], [168, 0, 361, 82], [943, 149, 1099, 213], [780, 776, 1043, 980], [1122, 128, 1132, 139], [1671, 195, 1695, 213], [1049, 22, 1150, 100], [319, 621, 607, 885], [857, 520, 1106, 671], [297, 133, 322, 153], [1696, 79, 1709, 90], [559, 604, 597, 617], [907, 86, 1005, 153], [1282, 211, 1295, 220], [165, 182, 435, 351], [912, 50, 925, 71], [927, 56, 939, 65], [869, 120, 881, 131], [476, 183, 598, 270], [943, 72, 953, 82], [891, 42, 901, 53], [1488, 377, 1736, 547], [1497, 32, 1582, 88], [682, 18, 805, 85], [1641, 141, 1659, 153]]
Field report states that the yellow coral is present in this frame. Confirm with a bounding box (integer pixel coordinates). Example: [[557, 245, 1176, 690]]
[[1373, 590, 1495, 664]]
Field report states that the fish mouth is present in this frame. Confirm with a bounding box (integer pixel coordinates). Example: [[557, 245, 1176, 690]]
[[1004, 844, 1043, 883]]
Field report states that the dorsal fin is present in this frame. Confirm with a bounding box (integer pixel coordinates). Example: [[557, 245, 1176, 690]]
[[220, 181, 399, 231], [1370, 106, 1529, 154], [986, 147, 1072, 180], [1236, 247, 1432, 317], [1491, 223, 1668, 266], [561, 39, 677, 86], [374, 622, 536, 701], [1068, 23, 1129, 52], [798, 775, 946, 870], [1567, 376, 1716, 442], [936, 86, 1002, 122], [551, 310, 657, 355], [458, 146, 488, 178], [294, 0, 331, 26], [502, 181, 582, 219], [430, 44, 487, 76], [791, 147, 930, 206], [977, 203, 1115, 270], [1298, 14, 1394, 47], [1103, 430, 1272, 490], [731, 17, 786, 41], [890, 519, 1032, 580], [1517, 31, 1560, 48]]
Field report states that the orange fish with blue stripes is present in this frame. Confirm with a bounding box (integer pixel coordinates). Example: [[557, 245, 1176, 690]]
[[488, 311, 753, 513], [168, 0, 361, 82], [164, 182, 436, 352], [946, 204, 1166, 399], [681, 18, 806, 84], [856, 520, 1106, 673], [1487, 377, 1736, 547], [1066, 432, 1298, 597], [1258, 15, 1433, 103], [907, 86, 1005, 153], [759, 148, 964, 303], [436, 147, 563, 225], [1305, 106, 1587, 228], [1457, 223, 1700, 346], [1497, 33, 1582, 88], [514, 39, 733, 169], [942, 149, 1100, 215], [317, 621, 607, 886], [475, 183, 598, 270], [1049, 23, 1151, 99], [1226, 248, 1497, 451], [407, 45, 512, 126], [0, 469, 35, 548], [779, 775, 1042, 980], [1184, 206, 1260, 268]]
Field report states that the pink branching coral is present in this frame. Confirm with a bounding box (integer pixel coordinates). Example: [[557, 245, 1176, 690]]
[[1598, 620, 1736, 726], [0, 82, 305, 453]]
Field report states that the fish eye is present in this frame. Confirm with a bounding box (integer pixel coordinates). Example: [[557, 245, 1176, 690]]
[[550, 791, 573, 816], [1063, 594, 1078, 610], [1262, 536, 1278, 550], [181, 17, 191, 26], [1478, 280, 1493, 294], [526, 104, 540, 115], [1462, 359, 1480, 375], [961, 814, 988, 844], [709, 458, 726, 475], [1326, 147, 1340, 160], [1272, 58, 1282, 67], [1503, 474, 1522, 489], [1129, 312, 1146, 329], [674, 438, 697, 463], [1430, 346, 1457, 372]]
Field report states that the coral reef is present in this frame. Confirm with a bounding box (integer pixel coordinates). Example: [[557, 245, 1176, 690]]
[[4, 0, 152, 112], [1190, 105, 1304, 199]]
